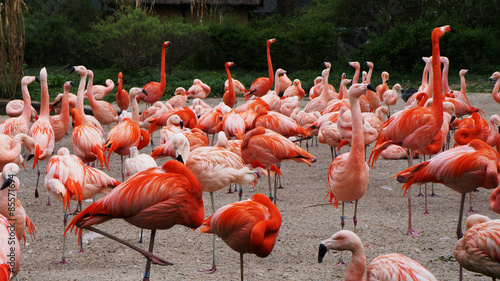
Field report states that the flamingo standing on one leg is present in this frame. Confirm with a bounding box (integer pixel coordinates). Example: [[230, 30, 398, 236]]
[[247, 38, 277, 99], [0, 75, 38, 137], [200, 193, 282, 281], [65, 160, 204, 281], [369, 25, 454, 236], [454, 214, 500, 280], [136, 41, 172, 106], [29, 67, 56, 199], [318, 230, 438, 280], [116, 72, 129, 112]]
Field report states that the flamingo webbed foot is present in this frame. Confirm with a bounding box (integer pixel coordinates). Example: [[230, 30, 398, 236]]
[[200, 266, 217, 274], [407, 228, 421, 237], [55, 258, 72, 264]]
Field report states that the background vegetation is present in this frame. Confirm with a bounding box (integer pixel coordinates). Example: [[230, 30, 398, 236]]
[[3, 0, 500, 100]]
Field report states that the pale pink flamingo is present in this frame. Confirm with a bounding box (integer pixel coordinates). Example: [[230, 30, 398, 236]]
[[159, 114, 184, 144], [0, 163, 36, 246], [151, 128, 208, 160], [247, 38, 277, 99], [85, 70, 119, 127], [326, 84, 374, 243], [318, 230, 438, 280], [215, 131, 242, 156], [115, 72, 129, 111], [278, 71, 292, 93], [65, 160, 204, 281], [71, 108, 108, 170], [280, 96, 300, 117], [376, 71, 390, 100], [241, 127, 316, 203], [29, 67, 56, 198], [441, 56, 452, 95], [200, 193, 281, 281], [447, 69, 470, 105], [0, 213, 20, 279], [172, 133, 256, 273], [189, 98, 212, 116], [304, 68, 334, 113], [363, 61, 382, 110], [51, 92, 77, 115], [186, 78, 211, 99], [396, 139, 500, 241], [381, 83, 401, 116], [336, 106, 379, 153], [348, 61, 361, 83], [6, 99, 38, 122], [369, 25, 454, 236], [84, 78, 114, 100], [454, 214, 500, 280], [282, 79, 305, 100], [0, 133, 35, 171], [124, 146, 157, 180], [136, 41, 172, 105], [258, 68, 286, 111], [490, 71, 500, 104], [308, 76, 323, 99], [50, 81, 74, 142], [381, 144, 413, 160], [224, 77, 247, 95], [45, 147, 85, 263], [418, 56, 432, 92], [167, 87, 188, 108], [0, 76, 38, 137], [318, 121, 342, 160]]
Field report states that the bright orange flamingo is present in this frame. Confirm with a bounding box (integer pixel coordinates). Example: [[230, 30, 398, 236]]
[[318, 230, 438, 280], [254, 110, 310, 139], [369, 25, 454, 236], [85, 70, 119, 127], [45, 147, 85, 263], [223, 62, 237, 108], [490, 71, 500, 104], [29, 67, 56, 198], [0, 213, 20, 279], [247, 38, 277, 99], [6, 99, 38, 121], [136, 41, 172, 106], [0, 163, 36, 246], [0, 133, 35, 171], [84, 78, 114, 100], [105, 88, 150, 181], [200, 193, 282, 281], [395, 139, 500, 241], [0, 75, 38, 137], [115, 72, 129, 111], [454, 214, 500, 281], [147, 107, 198, 135], [50, 81, 74, 142], [65, 160, 204, 281], [71, 108, 108, 170], [454, 112, 489, 146], [326, 84, 374, 252], [217, 110, 246, 140], [241, 127, 316, 203]]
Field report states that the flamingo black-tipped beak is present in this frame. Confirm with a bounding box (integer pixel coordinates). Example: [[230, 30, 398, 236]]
[[179, 120, 184, 129], [27, 154, 34, 161], [1, 177, 14, 191], [367, 84, 376, 92], [363, 61, 368, 65], [35, 77, 40, 83], [318, 243, 328, 263], [385, 79, 390, 83], [490, 78, 496, 83], [450, 27, 456, 33], [176, 155, 184, 164], [70, 81, 75, 87], [69, 67, 76, 74], [450, 116, 456, 123], [50, 100, 61, 111], [142, 89, 148, 96]]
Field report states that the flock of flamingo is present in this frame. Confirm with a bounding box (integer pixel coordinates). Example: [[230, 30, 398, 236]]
[[0, 25, 500, 280]]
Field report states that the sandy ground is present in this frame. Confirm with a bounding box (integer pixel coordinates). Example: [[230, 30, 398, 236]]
[[8, 93, 499, 281]]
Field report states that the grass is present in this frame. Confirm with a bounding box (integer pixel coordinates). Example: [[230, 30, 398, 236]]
[[15, 66, 497, 103]]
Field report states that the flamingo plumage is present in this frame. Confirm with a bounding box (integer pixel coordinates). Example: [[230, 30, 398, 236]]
[[247, 38, 277, 99]]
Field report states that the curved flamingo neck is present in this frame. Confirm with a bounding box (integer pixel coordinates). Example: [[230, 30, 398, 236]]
[[431, 29, 444, 123], [366, 64, 373, 83], [273, 71, 281, 92], [345, 244, 366, 281], [130, 93, 140, 124], [352, 65, 360, 84], [20, 79, 33, 121], [348, 92, 365, 161], [459, 72, 467, 96], [39, 68, 50, 119], [76, 71, 88, 115], [266, 41, 274, 86], [441, 57, 451, 94], [493, 79, 500, 103], [86, 73, 98, 107], [226, 64, 234, 97]]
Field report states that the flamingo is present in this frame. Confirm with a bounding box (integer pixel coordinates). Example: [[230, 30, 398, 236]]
[[454, 112, 489, 146], [115, 72, 129, 111], [280, 96, 300, 117], [247, 38, 277, 99], [0, 75, 38, 137], [241, 127, 316, 203], [490, 71, 500, 104], [186, 78, 211, 99], [196, 108, 224, 144], [217, 110, 246, 140], [369, 25, 454, 236], [84, 78, 114, 100], [0, 213, 20, 279], [224, 77, 247, 95], [395, 139, 500, 241], [308, 76, 323, 99], [65, 160, 204, 281], [50, 91, 77, 115], [418, 56, 432, 92], [254, 110, 310, 139], [278, 71, 292, 93], [29, 67, 56, 198], [326, 84, 374, 243], [223, 62, 237, 108], [0, 133, 35, 171], [441, 56, 452, 95], [159, 114, 184, 144], [6, 99, 38, 121], [71, 108, 108, 169], [85, 70, 119, 127], [318, 230, 438, 280], [376, 71, 390, 100], [454, 214, 500, 280], [363, 61, 382, 110], [200, 193, 282, 281], [381, 83, 401, 116], [105, 88, 150, 181], [50, 81, 74, 143], [45, 147, 85, 263], [136, 41, 172, 105], [282, 79, 305, 100], [124, 146, 157, 180], [318, 121, 342, 160], [167, 87, 188, 108], [258, 68, 286, 112], [304, 68, 334, 113], [448, 69, 470, 105], [0, 163, 36, 246]]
